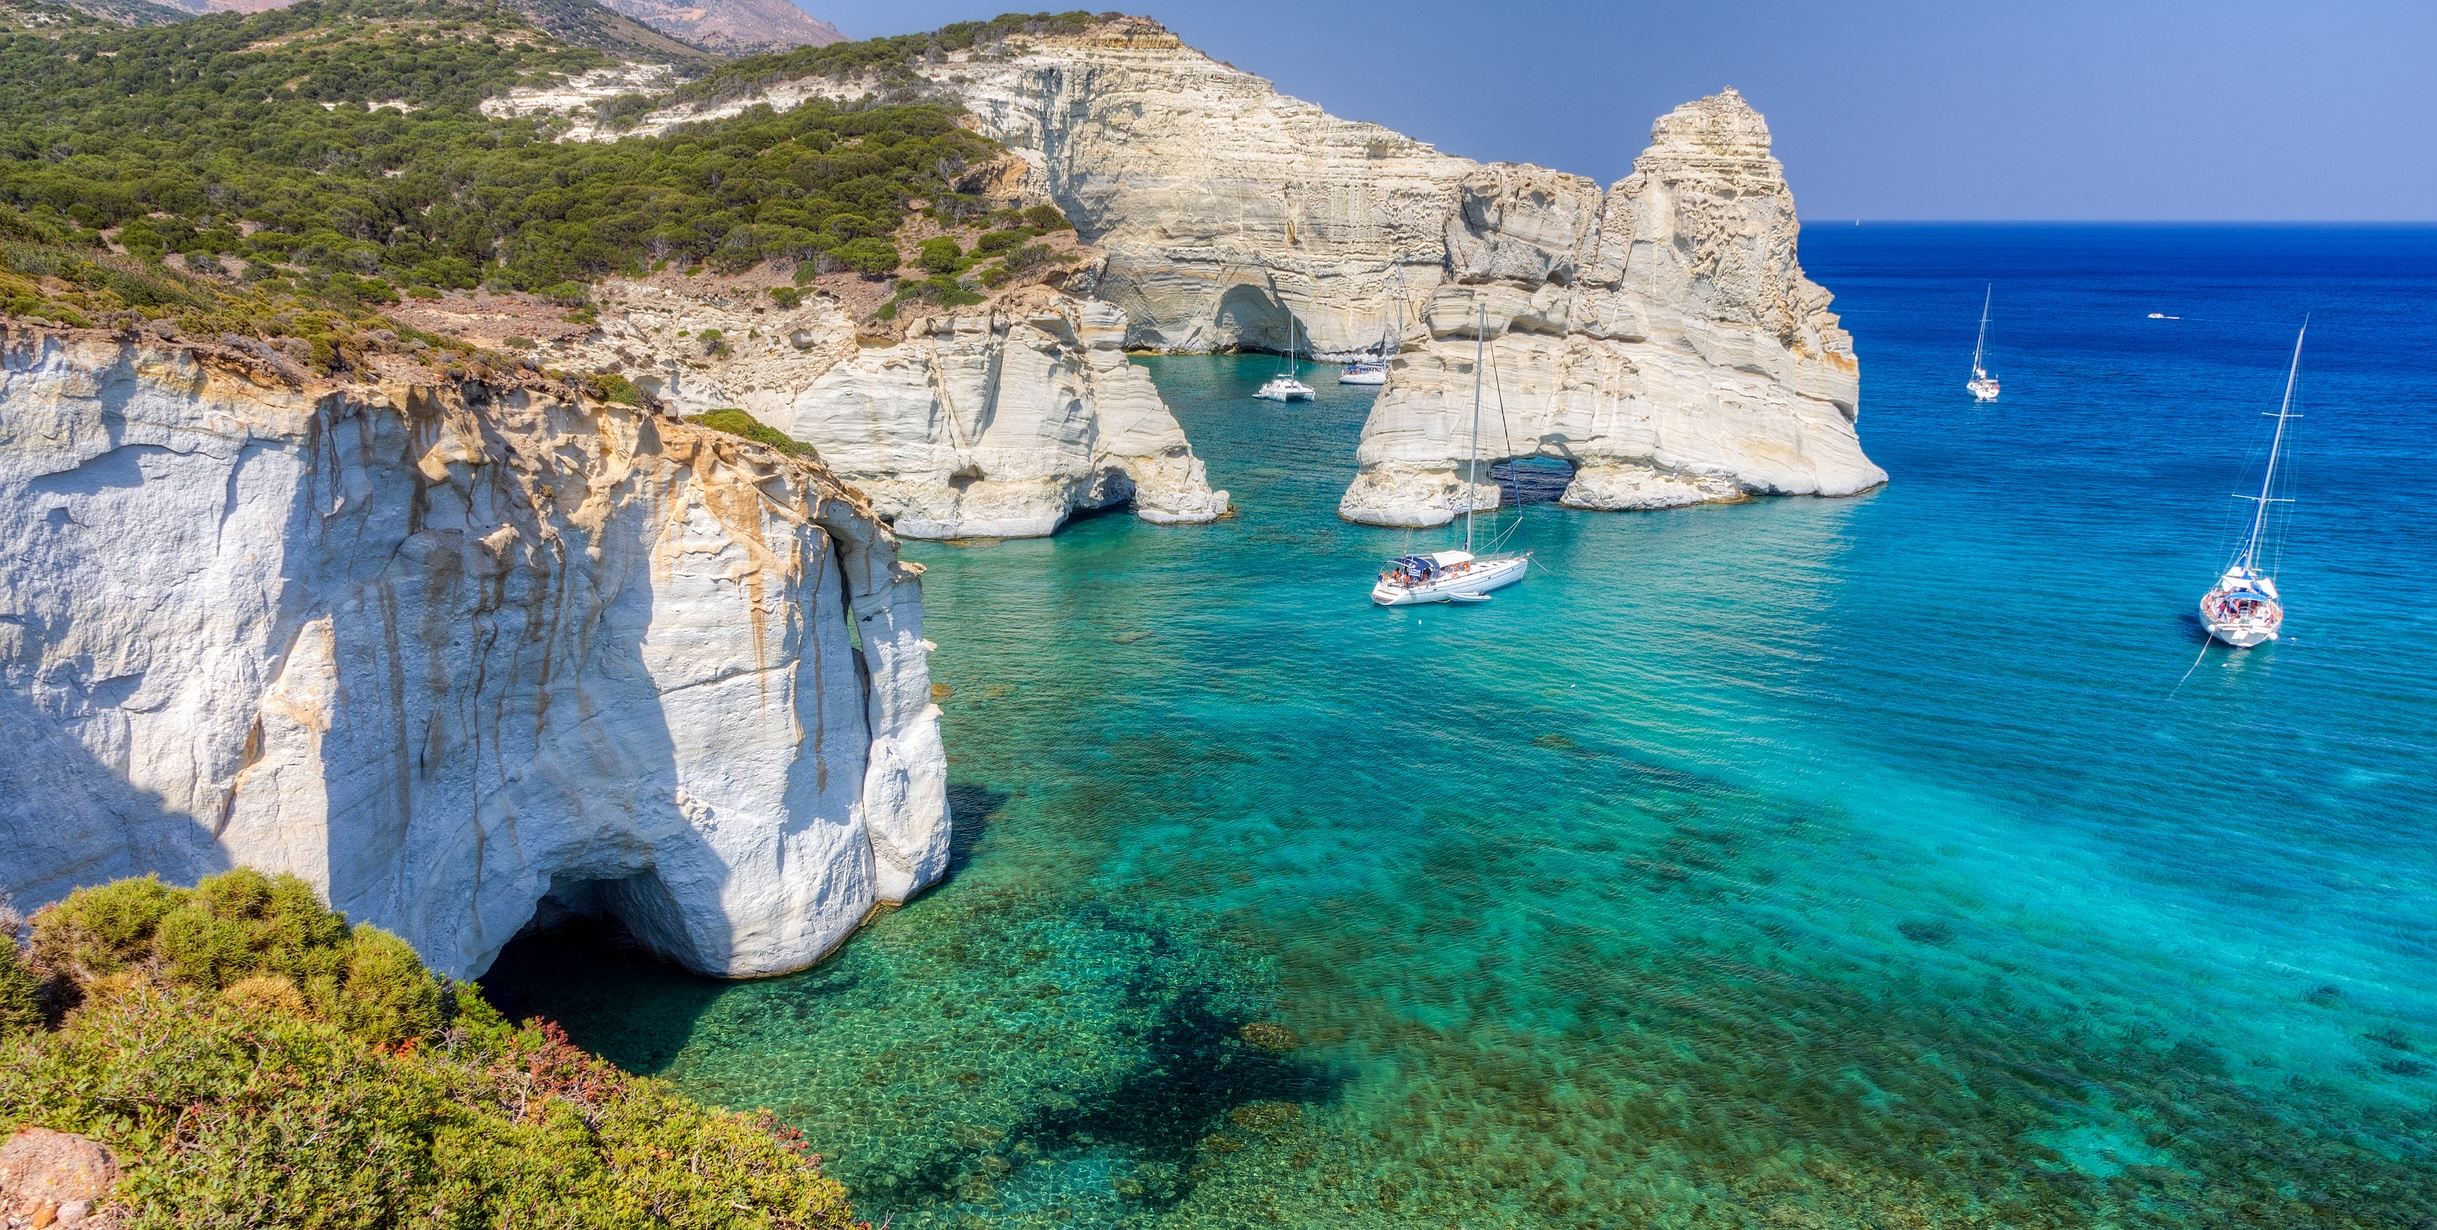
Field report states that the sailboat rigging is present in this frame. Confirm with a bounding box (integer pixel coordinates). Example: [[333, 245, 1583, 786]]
[[1370, 303, 1532, 606], [1254, 311, 1316, 402], [2197, 321, 2306, 648], [1967, 285, 2001, 402], [1340, 267, 1402, 386]]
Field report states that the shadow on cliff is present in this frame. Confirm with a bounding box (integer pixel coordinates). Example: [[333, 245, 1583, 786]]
[[478, 913, 734, 1077], [1213, 283, 1299, 355], [0, 374, 236, 908], [0, 687, 233, 909], [300, 389, 734, 982]]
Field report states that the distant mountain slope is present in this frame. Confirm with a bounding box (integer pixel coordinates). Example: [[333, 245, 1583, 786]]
[[1, 0, 190, 25], [597, 0, 836, 55], [123, 0, 720, 62], [497, 0, 719, 64]]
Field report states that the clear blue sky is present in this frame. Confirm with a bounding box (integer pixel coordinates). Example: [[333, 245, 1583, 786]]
[[791, 0, 2436, 221]]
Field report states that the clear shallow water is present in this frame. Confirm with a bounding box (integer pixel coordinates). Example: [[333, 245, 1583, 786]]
[[488, 226, 2437, 1228]]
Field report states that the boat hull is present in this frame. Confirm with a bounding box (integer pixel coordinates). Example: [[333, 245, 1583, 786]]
[[2199, 585, 2281, 648], [1338, 367, 1385, 385], [1968, 378, 2000, 402], [2200, 608, 2280, 648], [1371, 554, 1530, 606]]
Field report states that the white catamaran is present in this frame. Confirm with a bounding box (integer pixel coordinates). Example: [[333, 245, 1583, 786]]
[[2198, 322, 2306, 649], [1340, 268, 1403, 386], [1254, 314, 1316, 402], [1967, 285, 2001, 402], [1371, 304, 1531, 606]]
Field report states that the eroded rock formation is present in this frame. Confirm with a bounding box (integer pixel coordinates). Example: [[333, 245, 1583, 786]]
[[0, 326, 948, 979], [554, 282, 1227, 539], [1342, 92, 1884, 524], [630, 21, 1882, 521]]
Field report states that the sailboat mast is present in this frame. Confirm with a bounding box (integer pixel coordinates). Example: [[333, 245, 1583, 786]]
[[1972, 285, 1991, 377], [1467, 302, 1484, 554], [2240, 322, 2307, 571]]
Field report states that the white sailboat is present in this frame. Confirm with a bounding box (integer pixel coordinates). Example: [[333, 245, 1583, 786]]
[[2198, 322, 2305, 649], [1967, 285, 2001, 402], [1340, 268, 1402, 385], [1254, 313, 1316, 401], [1371, 304, 1531, 605]]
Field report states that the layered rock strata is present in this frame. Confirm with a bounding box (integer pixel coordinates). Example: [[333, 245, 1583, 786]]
[[555, 282, 1227, 539], [0, 326, 948, 979], [624, 21, 1881, 520], [1341, 93, 1884, 524]]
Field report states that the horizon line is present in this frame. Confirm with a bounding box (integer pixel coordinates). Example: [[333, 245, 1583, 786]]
[[1801, 218, 2437, 227]]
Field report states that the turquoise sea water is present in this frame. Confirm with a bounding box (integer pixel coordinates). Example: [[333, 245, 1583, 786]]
[[489, 226, 2437, 1228]]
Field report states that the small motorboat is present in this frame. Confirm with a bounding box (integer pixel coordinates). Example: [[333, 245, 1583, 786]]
[[1448, 591, 1493, 604], [1338, 360, 1386, 385]]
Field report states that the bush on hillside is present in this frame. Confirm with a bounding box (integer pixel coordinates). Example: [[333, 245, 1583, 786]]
[[0, 0, 998, 332], [0, 870, 857, 1228], [916, 236, 963, 274], [686, 408, 816, 458]]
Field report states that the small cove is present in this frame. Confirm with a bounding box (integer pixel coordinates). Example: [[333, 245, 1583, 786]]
[[487, 225, 2437, 1229]]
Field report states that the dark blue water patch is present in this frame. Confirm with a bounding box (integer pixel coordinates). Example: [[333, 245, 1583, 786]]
[[1491, 456, 1576, 504]]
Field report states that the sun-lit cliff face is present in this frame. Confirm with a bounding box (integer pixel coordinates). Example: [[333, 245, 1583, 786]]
[[625, 19, 1882, 521], [1344, 89, 1884, 524], [0, 325, 948, 979], [548, 282, 1228, 540]]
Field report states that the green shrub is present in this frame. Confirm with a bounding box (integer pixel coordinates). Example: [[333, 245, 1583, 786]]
[[27, 875, 180, 985], [0, 873, 858, 1229], [832, 237, 902, 277], [153, 867, 351, 993], [917, 236, 963, 274], [768, 285, 802, 309], [699, 327, 730, 356], [335, 925, 443, 1046], [583, 371, 647, 407], [973, 228, 1029, 255], [1022, 202, 1072, 231], [686, 408, 816, 458], [502, 334, 535, 349], [30, 869, 444, 1049], [1001, 242, 1062, 274], [0, 907, 38, 1040]]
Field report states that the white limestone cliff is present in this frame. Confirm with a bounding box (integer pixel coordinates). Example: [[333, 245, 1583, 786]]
[[0, 325, 949, 979], [1341, 94, 1884, 524], [626, 21, 1882, 521], [552, 281, 1227, 539]]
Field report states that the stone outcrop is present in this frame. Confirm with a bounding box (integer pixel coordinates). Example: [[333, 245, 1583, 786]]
[[0, 326, 949, 980], [0, 1127, 116, 1229], [552, 282, 1227, 539], [625, 20, 1882, 521], [1341, 93, 1883, 524]]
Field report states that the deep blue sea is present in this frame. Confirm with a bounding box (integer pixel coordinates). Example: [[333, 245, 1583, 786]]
[[490, 225, 2437, 1229]]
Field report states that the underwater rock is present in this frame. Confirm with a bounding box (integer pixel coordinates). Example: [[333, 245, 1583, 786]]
[[1238, 1021, 1302, 1052]]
